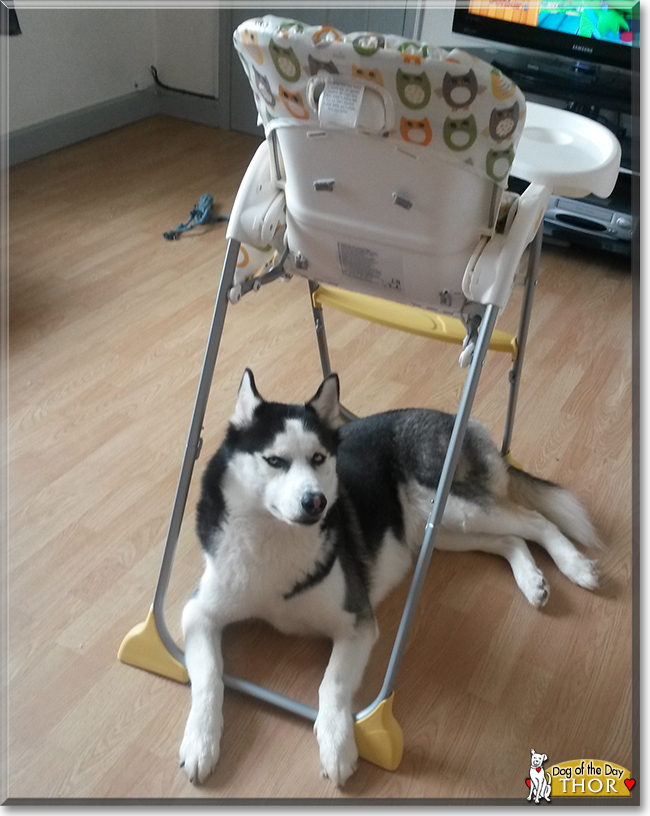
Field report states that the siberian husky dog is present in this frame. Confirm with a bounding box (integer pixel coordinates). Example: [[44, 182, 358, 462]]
[[179, 370, 601, 786]]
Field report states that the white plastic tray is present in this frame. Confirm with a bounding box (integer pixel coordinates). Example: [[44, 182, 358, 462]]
[[512, 102, 621, 199]]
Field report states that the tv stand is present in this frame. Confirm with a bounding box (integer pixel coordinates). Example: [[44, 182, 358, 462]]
[[479, 48, 633, 113]]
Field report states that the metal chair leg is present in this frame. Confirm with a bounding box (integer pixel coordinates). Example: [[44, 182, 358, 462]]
[[501, 225, 543, 457], [353, 304, 500, 746], [309, 280, 357, 423], [118, 239, 241, 680], [309, 280, 332, 379]]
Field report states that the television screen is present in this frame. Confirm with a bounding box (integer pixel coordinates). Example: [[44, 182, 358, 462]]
[[467, 1, 638, 45], [454, 1, 639, 70]]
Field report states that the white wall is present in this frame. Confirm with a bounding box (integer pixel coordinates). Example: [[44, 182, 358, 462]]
[[419, 3, 518, 52], [4, 4, 479, 136], [154, 9, 219, 99], [7, 6, 220, 133], [8, 7, 157, 131], [419, 4, 464, 48]]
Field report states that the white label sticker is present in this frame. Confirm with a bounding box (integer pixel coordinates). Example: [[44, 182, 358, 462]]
[[318, 83, 364, 129], [338, 242, 403, 292]]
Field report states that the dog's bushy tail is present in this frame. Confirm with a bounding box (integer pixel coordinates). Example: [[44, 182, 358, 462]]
[[507, 466, 603, 548]]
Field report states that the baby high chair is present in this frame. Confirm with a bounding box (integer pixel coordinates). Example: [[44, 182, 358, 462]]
[[119, 16, 621, 771]]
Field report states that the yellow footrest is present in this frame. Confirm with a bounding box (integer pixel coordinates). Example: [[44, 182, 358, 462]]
[[313, 284, 517, 359]]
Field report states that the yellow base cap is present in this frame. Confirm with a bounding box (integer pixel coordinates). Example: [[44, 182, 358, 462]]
[[313, 284, 517, 359], [118, 606, 189, 684], [354, 693, 404, 771], [504, 451, 522, 470]]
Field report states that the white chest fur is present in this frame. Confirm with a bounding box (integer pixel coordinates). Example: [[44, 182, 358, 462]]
[[202, 514, 352, 638]]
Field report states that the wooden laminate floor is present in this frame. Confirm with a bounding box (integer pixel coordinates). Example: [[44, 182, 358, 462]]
[[6, 116, 636, 802]]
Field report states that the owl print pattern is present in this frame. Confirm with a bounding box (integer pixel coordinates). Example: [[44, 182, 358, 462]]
[[233, 15, 525, 188]]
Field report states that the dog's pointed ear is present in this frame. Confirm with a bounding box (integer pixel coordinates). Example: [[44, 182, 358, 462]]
[[307, 374, 340, 429], [231, 369, 262, 428]]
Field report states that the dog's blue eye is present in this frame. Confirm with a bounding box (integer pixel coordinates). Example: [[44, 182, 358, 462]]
[[264, 455, 289, 469], [311, 453, 326, 466]]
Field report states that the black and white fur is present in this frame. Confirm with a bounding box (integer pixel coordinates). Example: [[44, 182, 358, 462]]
[[179, 370, 601, 786]]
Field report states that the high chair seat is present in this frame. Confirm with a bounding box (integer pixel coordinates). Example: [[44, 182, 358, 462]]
[[234, 15, 527, 188], [229, 14, 528, 318]]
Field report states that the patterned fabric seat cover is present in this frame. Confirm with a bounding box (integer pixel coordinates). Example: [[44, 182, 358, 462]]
[[233, 15, 526, 188]]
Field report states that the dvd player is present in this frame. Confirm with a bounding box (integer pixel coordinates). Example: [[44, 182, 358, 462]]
[[545, 195, 637, 243], [509, 171, 637, 257]]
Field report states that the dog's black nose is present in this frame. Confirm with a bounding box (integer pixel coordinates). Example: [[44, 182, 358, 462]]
[[301, 491, 327, 517]]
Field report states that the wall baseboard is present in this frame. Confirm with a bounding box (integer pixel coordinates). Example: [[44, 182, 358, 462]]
[[156, 88, 226, 131], [8, 87, 226, 166]]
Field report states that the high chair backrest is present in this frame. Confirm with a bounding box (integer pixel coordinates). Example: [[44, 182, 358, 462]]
[[233, 15, 527, 316]]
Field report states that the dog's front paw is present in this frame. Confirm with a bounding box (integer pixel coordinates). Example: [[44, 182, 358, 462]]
[[314, 710, 358, 787], [179, 712, 222, 785]]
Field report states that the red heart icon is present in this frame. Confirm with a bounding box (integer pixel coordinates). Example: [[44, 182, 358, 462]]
[[525, 778, 531, 788], [625, 779, 636, 791]]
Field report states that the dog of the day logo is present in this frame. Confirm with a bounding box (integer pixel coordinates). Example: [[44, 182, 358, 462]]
[[525, 750, 635, 800]]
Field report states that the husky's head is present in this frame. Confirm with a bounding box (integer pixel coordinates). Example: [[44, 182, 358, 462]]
[[224, 370, 340, 526]]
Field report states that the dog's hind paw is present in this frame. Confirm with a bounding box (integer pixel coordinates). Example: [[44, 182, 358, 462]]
[[179, 714, 222, 785], [314, 710, 358, 786], [561, 552, 599, 591], [524, 572, 550, 608], [515, 562, 550, 608]]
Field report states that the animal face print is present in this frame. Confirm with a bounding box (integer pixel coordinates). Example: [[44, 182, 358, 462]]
[[396, 69, 431, 110], [254, 66, 275, 107], [441, 69, 479, 110], [270, 40, 301, 83], [312, 26, 342, 47], [277, 21, 304, 38], [278, 85, 309, 120], [241, 29, 263, 65], [308, 55, 339, 76], [486, 145, 515, 182], [489, 103, 520, 142], [352, 64, 383, 86], [443, 114, 478, 151], [397, 41, 430, 65], [400, 116, 432, 147], [352, 33, 384, 56]]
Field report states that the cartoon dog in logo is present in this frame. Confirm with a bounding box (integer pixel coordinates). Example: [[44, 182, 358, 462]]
[[528, 749, 552, 803]]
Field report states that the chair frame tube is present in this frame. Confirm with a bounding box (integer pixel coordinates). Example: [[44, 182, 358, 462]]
[[149, 238, 241, 665], [501, 225, 543, 457]]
